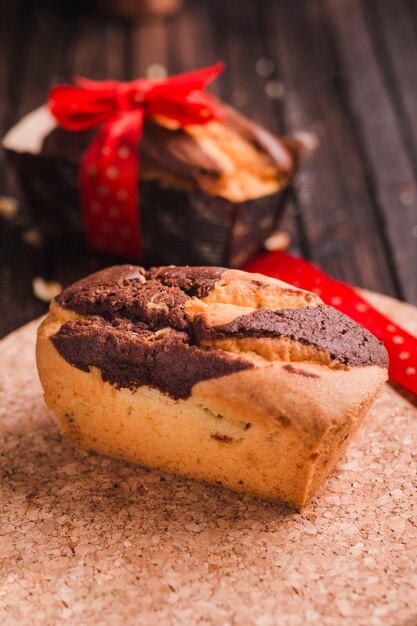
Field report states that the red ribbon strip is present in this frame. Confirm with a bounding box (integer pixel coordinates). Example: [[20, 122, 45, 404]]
[[246, 251, 417, 395], [48, 63, 225, 260]]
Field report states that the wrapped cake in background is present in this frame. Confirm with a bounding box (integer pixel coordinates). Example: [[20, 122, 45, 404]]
[[3, 64, 305, 267]]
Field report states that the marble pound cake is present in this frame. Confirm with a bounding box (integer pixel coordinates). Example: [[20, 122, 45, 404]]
[[4, 103, 305, 267], [36, 265, 388, 508]]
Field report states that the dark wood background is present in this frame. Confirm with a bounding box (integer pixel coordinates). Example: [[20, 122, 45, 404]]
[[1, 0, 417, 339]]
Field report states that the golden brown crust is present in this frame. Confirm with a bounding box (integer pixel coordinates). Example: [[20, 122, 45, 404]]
[[36, 265, 388, 508], [198, 268, 320, 309]]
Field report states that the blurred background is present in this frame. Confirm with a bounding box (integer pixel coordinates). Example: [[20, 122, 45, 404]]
[[0, 0, 417, 338]]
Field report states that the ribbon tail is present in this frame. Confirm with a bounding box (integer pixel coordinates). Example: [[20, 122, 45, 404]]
[[80, 109, 144, 261]]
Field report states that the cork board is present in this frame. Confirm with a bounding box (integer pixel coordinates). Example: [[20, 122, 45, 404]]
[[0, 291, 416, 626]]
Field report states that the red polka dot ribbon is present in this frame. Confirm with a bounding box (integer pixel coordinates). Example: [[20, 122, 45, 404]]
[[247, 251, 417, 396], [48, 63, 225, 260]]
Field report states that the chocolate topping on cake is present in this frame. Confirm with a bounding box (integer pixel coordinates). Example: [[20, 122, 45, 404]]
[[58, 276, 189, 331], [52, 265, 388, 400], [52, 317, 249, 400], [194, 305, 388, 368], [221, 105, 297, 172], [56, 265, 146, 306], [41, 120, 224, 183], [40, 107, 297, 199], [146, 266, 225, 298], [53, 265, 252, 399], [140, 120, 224, 181], [56, 265, 225, 328]]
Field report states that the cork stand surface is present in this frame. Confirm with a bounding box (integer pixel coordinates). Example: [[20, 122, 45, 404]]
[[0, 290, 416, 626]]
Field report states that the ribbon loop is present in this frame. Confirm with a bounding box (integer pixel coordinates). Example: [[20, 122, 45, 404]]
[[115, 83, 138, 111], [114, 79, 151, 112]]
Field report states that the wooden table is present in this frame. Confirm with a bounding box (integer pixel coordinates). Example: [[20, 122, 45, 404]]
[[1, 0, 417, 338]]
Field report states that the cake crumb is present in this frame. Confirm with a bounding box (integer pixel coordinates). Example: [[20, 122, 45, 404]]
[[146, 63, 167, 80], [0, 195, 18, 219], [295, 131, 320, 153], [22, 228, 45, 248], [265, 79, 285, 100], [33, 277, 62, 302], [264, 230, 291, 251]]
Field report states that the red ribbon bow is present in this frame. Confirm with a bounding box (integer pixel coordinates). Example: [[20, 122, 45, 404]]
[[247, 251, 417, 396], [48, 62, 225, 259]]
